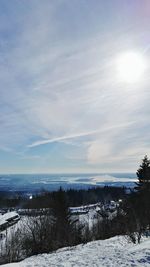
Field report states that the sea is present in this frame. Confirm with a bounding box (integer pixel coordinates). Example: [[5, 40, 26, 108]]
[[0, 173, 137, 194]]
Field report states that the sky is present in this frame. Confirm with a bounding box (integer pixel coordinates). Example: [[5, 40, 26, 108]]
[[0, 0, 150, 173]]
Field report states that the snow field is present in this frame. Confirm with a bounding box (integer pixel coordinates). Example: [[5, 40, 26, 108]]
[[2, 235, 150, 267]]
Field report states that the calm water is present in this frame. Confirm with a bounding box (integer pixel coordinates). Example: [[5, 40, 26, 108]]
[[0, 173, 137, 193]]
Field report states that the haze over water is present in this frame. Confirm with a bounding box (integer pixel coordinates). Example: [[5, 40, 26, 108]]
[[0, 173, 137, 193]]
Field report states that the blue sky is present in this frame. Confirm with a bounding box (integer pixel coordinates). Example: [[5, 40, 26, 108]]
[[0, 0, 150, 173]]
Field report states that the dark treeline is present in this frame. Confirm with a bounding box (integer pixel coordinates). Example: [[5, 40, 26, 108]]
[[0, 192, 23, 209], [25, 186, 126, 209], [0, 186, 126, 209], [65, 186, 126, 206]]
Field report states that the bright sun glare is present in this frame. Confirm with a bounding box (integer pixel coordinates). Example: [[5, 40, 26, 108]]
[[116, 51, 146, 83]]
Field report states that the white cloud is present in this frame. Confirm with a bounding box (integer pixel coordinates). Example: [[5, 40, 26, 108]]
[[28, 122, 135, 148], [0, 1, 149, 171]]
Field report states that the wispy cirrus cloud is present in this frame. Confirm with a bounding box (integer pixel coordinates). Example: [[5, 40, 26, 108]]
[[0, 0, 150, 172], [28, 121, 135, 148]]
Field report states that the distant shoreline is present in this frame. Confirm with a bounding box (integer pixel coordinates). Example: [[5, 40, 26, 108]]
[[0, 173, 136, 194]]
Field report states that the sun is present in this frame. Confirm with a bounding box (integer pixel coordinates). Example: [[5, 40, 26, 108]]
[[116, 51, 146, 83]]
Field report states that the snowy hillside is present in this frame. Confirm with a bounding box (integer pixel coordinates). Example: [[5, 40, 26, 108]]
[[2, 235, 150, 267]]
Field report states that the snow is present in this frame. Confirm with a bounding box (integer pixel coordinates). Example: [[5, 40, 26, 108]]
[[0, 212, 19, 226], [72, 202, 118, 229], [1, 235, 150, 267], [0, 212, 19, 221], [70, 203, 101, 214], [77, 208, 99, 229]]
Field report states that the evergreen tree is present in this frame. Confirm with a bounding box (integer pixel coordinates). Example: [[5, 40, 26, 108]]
[[136, 155, 150, 193], [134, 155, 150, 233], [52, 187, 82, 248], [124, 156, 150, 243]]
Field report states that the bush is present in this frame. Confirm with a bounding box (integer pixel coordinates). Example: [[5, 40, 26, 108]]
[[22, 213, 54, 256]]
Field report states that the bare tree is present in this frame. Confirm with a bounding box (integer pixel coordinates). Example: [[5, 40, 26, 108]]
[[0, 226, 23, 264]]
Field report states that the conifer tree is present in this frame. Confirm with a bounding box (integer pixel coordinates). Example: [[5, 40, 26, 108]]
[[136, 155, 150, 193], [134, 155, 150, 232], [52, 187, 82, 248]]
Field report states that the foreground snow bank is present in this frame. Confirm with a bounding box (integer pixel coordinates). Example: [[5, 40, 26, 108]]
[[2, 236, 150, 267]]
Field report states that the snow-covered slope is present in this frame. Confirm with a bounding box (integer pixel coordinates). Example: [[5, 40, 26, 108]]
[[2, 236, 150, 267]]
